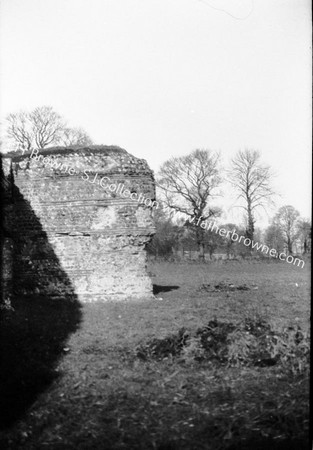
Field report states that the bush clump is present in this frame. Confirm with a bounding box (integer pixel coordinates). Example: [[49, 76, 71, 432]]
[[136, 317, 310, 372], [136, 327, 189, 361]]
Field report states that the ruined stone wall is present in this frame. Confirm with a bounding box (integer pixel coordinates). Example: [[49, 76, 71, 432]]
[[0, 156, 14, 306], [1, 146, 156, 301]]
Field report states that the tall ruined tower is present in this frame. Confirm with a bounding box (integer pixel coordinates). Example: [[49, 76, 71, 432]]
[[0, 146, 156, 302]]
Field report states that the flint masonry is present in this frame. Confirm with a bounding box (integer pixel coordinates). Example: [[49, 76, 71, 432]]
[[0, 146, 156, 303]]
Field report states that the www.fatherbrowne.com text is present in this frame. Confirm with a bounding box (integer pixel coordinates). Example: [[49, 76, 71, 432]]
[[186, 215, 305, 268]]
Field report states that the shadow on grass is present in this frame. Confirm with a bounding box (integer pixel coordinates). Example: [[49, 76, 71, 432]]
[[0, 154, 82, 428], [156, 437, 310, 450], [227, 437, 310, 450], [0, 295, 81, 428], [153, 285, 180, 295]]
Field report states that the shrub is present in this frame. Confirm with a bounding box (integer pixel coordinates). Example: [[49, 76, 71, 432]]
[[136, 317, 310, 373]]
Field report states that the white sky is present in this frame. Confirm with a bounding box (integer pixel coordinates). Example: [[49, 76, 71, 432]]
[[0, 0, 311, 225]]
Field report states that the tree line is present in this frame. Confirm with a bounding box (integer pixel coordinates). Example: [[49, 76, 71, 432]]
[[2, 106, 310, 259], [151, 149, 311, 260]]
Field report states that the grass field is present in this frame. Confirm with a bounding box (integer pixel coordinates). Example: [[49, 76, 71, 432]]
[[0, 259, 310, 449]]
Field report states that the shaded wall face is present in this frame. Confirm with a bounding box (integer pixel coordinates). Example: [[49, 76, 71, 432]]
[[8, 148, 156, 300], [0, 157, 14, 306], [1, 157, 83, 428]]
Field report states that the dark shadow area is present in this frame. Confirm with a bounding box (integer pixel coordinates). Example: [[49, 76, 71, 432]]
[[227, 437, 310, 450], [0, 155, 12, 306], [155, 437, 310, 450], [0, 154, 82, 428], [153, 284, 180, 295], [0, 296, 81, 428]]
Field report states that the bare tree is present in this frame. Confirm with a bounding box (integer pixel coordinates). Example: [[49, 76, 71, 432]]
[[6, 106, 93, 152], [229, 149, 274, 244], [59, 127, 93, 146], [30, 106, 65, 148], [157, 149, 221, 260], [6, 111, 34, 152], [273, 205, 300, 254]]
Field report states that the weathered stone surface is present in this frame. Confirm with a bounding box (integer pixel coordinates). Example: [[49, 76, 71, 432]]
[[1, 146, 156, 302]]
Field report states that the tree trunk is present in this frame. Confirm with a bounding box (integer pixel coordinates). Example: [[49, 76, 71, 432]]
[[196, 226, 205, 261], [246, 200, 255, 253], [287, 237, 293, 255], [199, 242, 205, 261], [303, 238, 307, 254]]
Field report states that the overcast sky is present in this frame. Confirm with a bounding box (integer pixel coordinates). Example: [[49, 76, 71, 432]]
[[0, 0, 311, 224]]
